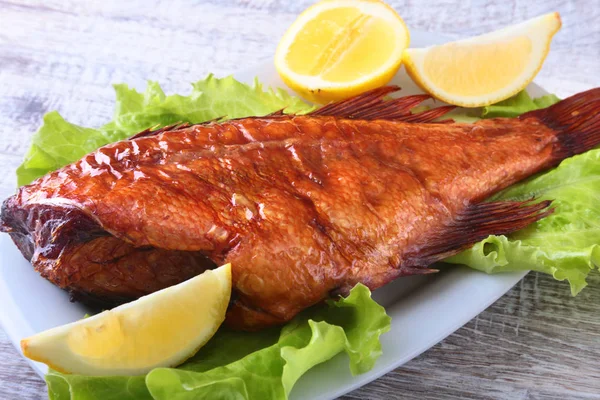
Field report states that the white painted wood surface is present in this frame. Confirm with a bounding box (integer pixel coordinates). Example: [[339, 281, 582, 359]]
[[0, 0, 599, 398]]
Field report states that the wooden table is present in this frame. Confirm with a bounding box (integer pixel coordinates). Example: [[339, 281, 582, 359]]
[[1, 1, 599, 399]]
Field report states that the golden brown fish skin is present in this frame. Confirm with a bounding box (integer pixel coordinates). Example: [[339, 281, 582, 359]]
[[2, 87, 599, 329], [12, 117, 556, 251], [3, 117, 555, 323], [52, 237, 215, 301]]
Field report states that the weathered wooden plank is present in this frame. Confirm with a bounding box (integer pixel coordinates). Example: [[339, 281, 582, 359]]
[[344, 272, 600, 399], [0, 154, 20, 198], [0, 0, 597, 156], [0, 329, 47, 400]]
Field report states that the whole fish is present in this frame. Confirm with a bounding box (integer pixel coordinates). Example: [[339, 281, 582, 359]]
[[1, 87, 599, 330]]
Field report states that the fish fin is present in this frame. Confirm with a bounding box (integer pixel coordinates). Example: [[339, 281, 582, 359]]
[[309, 85, 456, 121], [129, 114, 234, 140], [266, 108, 286, 116], [404, 199, 553, 267], [396, 106, 457, 123], [129, 122, 191, 139], [520, 87, 600, 159]]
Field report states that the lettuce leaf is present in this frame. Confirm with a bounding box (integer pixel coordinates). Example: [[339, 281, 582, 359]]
[[447, 148, 600, 294], [17, 75, 312, 186], [46, 284, 390, 400], [46, 373, 150, 400], [430, 90, 560, 123], [482, 90, 561, 118]]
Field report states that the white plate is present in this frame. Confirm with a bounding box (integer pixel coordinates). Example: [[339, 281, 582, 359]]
[[0, 30, 547, 400]]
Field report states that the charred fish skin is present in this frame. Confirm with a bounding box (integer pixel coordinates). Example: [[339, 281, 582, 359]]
[[1, 87, 599, 331]]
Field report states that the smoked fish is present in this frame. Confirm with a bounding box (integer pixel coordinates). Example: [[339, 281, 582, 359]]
[[1, 86, 599, 330]]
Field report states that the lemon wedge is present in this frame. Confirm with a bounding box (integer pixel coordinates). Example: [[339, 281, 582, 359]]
[[21, 264, 231, 376], [275, 0, 409, 104], [403, 12, 561, 107]]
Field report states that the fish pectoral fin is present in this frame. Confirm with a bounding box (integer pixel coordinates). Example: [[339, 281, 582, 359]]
[[309, 85, 455, 122], [405, 198, 554, 267]]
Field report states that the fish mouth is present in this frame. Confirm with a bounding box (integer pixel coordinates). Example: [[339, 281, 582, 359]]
[[1, 196, 109, 260]]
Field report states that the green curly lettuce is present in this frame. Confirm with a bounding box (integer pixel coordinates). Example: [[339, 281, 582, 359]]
[[482, 90, 561, 118], [46, 284, 390, 400]]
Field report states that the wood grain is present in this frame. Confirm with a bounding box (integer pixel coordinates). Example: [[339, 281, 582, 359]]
[[0, 330, 46, 400], [0, 0, 599, 399]]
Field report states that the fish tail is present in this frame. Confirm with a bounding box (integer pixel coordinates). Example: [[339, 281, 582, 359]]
[[520, 88, 600, 159]]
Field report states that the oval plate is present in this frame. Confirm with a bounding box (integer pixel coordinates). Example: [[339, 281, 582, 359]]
[[0, 29, 547, 400]]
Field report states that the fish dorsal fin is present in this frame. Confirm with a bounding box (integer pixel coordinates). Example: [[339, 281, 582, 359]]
[[129, 122, 192, 140], [309, 85, 455, 122], [129, 114, 231, 140], [131, 86, 456, 140], [403, 199, 553, 268]]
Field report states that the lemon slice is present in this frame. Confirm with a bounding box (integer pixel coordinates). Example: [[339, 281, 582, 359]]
[[275, 0, 409, 104], [403, 12, 561, 107], [21, 264, 231, 376]]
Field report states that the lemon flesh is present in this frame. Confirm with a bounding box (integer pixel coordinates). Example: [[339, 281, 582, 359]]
[[403, 13, 561, 107], [21, 264, 231, 376], [275, 0, 409, 103]]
